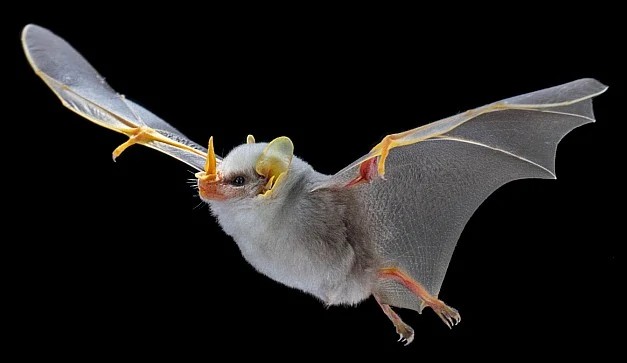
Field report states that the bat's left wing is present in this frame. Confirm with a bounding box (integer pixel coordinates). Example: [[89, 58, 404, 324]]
[[314, 78, 607, 312], [22, 24, 211, 171]]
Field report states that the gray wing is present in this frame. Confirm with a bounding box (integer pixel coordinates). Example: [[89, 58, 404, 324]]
[[22, 24, 211, 171], [316, 78, 607, 312]]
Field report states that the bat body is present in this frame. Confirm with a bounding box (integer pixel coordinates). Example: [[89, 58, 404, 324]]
[[22, 24, 607, 345], [211, 145, 377, 305]]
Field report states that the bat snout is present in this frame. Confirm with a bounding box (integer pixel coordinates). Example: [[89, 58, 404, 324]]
[[198, 178, 228, 201]]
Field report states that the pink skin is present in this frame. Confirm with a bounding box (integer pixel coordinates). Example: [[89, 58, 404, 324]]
[[346, 157, 379, 187], [198, 173, 237, 201], [198, 172, 265, 201]]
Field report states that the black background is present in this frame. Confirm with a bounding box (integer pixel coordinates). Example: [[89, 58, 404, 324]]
[[7, 5, 622, 359]]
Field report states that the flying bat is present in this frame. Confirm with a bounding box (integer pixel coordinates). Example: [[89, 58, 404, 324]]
[[22, 24, 607, 345]]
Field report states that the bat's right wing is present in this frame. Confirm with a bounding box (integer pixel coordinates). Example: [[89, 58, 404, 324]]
[[22, 24, 211, 171]]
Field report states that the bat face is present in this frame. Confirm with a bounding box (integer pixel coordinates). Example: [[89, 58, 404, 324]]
[[197, 142, 268, 202], [18, 21, 620, 354], [196, 136, 294, 202]]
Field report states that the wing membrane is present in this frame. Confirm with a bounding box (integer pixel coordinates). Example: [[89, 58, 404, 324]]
[[331, 79, 605, 181], [22, 24, 211, 171], [320, 79, 607, 311]]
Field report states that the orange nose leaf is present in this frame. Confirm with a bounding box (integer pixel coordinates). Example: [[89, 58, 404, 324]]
[[204, 136, 217, 175]]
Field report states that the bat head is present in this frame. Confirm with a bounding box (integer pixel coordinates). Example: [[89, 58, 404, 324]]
[[196, 135, 294, 203]]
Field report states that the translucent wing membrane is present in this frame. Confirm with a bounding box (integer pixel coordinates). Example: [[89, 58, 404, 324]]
[[22, 24, 212, 171], [319, 78, 607, 312], [332, 79, 605, 181]]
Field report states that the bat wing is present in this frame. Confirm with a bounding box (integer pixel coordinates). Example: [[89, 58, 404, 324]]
[[315, 78, 607, 312], [22, 24, 211, 171]]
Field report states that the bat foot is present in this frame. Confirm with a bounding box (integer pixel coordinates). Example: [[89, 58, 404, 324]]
[[394, 320, 415, 346], [429, 301, 461, 329], [377, 267, 461, 329], [374, 294, 415, 346]]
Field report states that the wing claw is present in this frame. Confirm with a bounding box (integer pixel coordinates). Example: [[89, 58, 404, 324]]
[[370, 135, 398, 177], [111, 126, 153, 160], [110, 126, 190, 161]]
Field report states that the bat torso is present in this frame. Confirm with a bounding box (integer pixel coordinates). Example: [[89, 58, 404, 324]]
[[210, 159, 379, 305]]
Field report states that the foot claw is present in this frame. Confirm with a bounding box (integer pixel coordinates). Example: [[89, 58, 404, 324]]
[[375, 296, 416, 346], [431, 302, 461, 329], [395, 324, 414, 346]]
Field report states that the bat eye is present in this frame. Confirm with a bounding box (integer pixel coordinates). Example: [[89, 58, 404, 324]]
[[231, 176, 246, 186]]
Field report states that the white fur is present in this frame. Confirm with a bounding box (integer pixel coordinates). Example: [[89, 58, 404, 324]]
[[205, 144, 373, 305]]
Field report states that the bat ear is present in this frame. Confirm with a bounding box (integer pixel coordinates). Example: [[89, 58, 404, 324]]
[[255, 136, 294, 197], [247, 134, 255, 144]]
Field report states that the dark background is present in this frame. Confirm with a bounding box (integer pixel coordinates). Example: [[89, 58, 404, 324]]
[[7, 5, 622, 359]]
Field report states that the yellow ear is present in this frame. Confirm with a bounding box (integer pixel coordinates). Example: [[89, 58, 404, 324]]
[[255, 137, 294, 197], [247, 134, 255, 144]]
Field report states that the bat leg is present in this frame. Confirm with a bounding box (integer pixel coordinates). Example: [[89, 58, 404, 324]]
[[378, 267, 461, 329], [373, 294, 415, 345]]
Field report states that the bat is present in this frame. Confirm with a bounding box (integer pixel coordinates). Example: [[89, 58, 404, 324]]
[[22, 24, 607, 345]]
